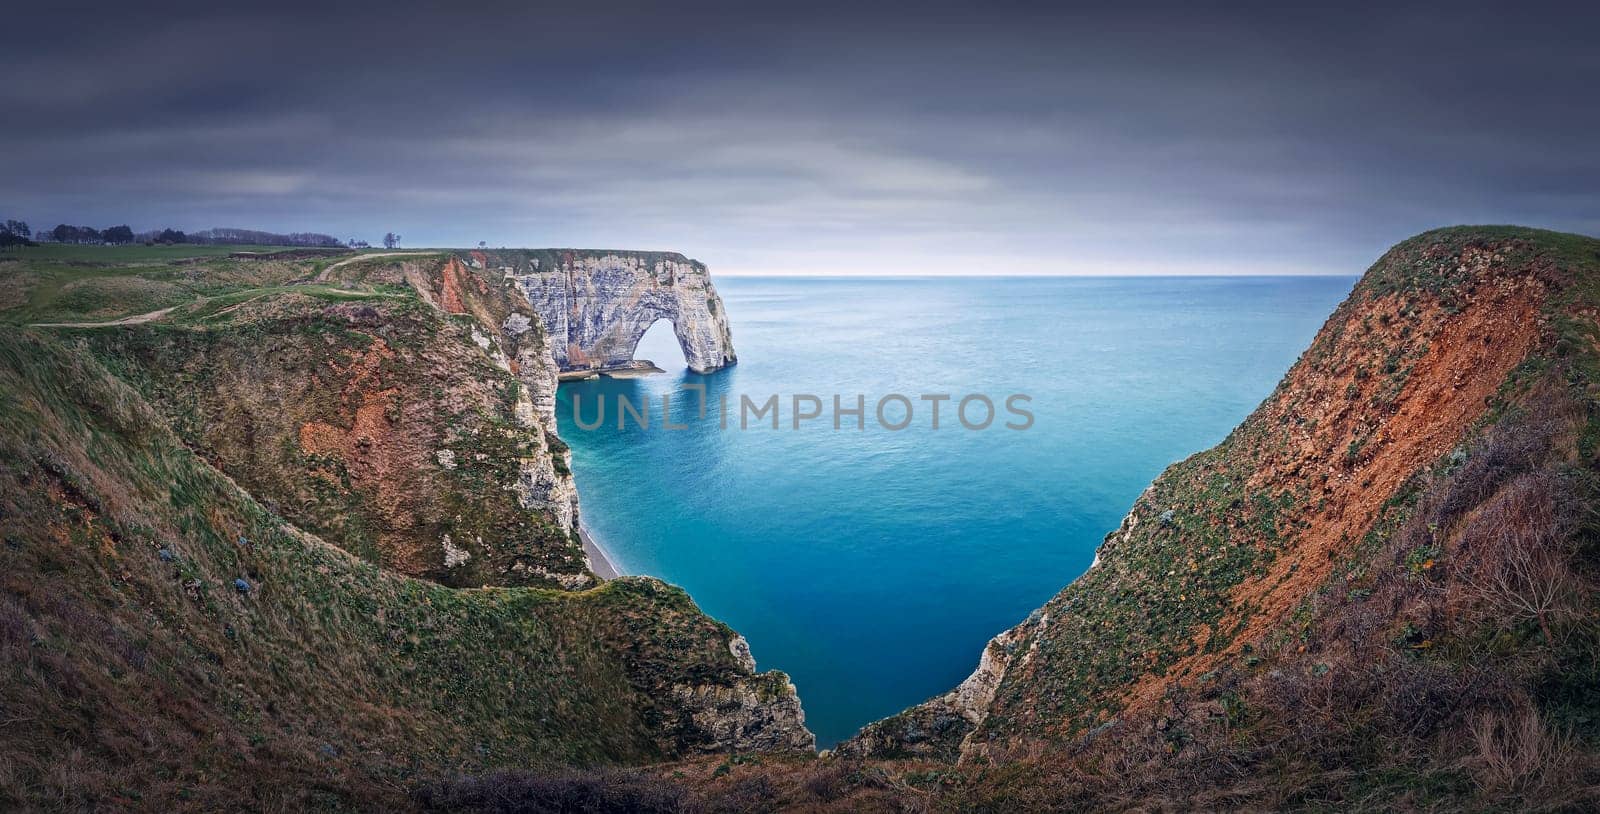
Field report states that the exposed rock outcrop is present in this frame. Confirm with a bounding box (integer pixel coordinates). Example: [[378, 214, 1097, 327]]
[[591, 577, 815, 755], [837, 620, 1030, 761], [669, 677, 816, 754], [407, 256, 582, 541], [488, 249, 737, 374]]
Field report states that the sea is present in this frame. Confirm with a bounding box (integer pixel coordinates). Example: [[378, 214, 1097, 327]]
[[555, 275, 1354, 747]]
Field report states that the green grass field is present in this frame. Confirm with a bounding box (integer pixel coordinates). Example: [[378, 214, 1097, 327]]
[[0, 243, 315, 263], [0, 243, 375, 325]]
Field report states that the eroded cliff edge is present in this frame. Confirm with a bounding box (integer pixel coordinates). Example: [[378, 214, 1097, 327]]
[[841, 226, 1600, 771], [84, 254, 590, 589], [0, 246, 810, 810]]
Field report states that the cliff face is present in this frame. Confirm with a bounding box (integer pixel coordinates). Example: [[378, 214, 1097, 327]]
[[841, 227, 1600, 778], [418, 228, 1600, 810], [479, 249, 737, 374], [394, 255, 584, 556], [82, 255, 591, 590], [0, 245, 812, 809]]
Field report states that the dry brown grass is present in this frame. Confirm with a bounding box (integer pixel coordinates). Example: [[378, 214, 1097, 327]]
[[1466, 706, 1580, 800]]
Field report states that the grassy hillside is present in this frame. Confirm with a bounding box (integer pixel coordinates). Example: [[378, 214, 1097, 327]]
[[0, 247, 812, 810], [0, 244, 369, 325], [74, 286, 589, 588]]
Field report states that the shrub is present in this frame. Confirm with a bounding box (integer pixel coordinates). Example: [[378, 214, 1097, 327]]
[[416, 770, 690, 813], [1458, 472, 1585, 643]]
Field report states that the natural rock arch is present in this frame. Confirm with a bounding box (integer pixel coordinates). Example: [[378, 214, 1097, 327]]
[[503, 250, 737, 374], [632, 317, 689, 368]]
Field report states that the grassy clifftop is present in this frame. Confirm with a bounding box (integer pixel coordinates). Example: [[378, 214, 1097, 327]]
[[0, 247, 812, 811]]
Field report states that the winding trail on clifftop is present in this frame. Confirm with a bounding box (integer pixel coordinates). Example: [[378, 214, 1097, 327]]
[[315, 251, 435, 281], [28, 251, 434, 328], [29, 301, 198, 328]]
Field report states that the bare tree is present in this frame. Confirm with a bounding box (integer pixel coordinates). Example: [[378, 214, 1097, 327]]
[[383, 232, 401, 249], [1469, 541, 1581, 643]]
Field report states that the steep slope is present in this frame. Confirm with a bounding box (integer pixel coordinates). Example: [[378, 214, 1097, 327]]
[[0, 245, 811, 810], [846, 228, 1600, 763], [0, 329, 811, 811], [70, 255, 588, 589], [440, 226, 1599, 812]]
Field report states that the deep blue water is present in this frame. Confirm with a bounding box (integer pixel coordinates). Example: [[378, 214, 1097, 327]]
[[555, 276, 1354, 747]]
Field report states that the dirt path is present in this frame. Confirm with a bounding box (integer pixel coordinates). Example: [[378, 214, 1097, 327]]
[[316, 251, 433, 281], [30, 301, 195, 328], [29, 252, 432, 328]]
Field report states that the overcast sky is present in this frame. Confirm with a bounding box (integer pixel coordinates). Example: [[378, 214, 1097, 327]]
[[3, 1, 1597, 274]]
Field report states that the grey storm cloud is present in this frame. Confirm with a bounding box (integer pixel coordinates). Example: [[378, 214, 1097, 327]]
[[3, 0, 1598, 274]]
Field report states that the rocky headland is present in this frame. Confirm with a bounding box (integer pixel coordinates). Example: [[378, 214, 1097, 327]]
[[3, 227, 1600, 811], [0, 245, 804, 811]]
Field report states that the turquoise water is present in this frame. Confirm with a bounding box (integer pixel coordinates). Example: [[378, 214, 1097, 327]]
[[555, 276, 1353, 747]]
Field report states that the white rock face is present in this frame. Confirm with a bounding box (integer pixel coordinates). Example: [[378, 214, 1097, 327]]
[[512, 251, 737, 374], [442, 534, 471, 568], [406, 255, 582, 544], [503, 316, 580, 534], [729, 634, 758, 672]]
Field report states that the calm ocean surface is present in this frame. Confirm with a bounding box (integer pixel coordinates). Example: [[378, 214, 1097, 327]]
[[555, 276, 1354, 747]]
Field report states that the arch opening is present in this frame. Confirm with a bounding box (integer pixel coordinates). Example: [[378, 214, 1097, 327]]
[[632, 317, 688, 370]]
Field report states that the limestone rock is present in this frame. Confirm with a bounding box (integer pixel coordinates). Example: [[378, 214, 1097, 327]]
[[509, 250, 737, 374], [668, 673, 816, 754]]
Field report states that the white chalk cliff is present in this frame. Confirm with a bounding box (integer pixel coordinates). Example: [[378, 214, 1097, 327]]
[[498, 250, 737, 374]]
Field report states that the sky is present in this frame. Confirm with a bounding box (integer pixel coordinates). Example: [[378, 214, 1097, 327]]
[[3, 1, 1598, 275]]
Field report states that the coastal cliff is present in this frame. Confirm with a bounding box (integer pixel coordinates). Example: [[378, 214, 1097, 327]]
[[80, 254, 591, 589], [584, 226, 1600, 812], [827, 227, 1600, 802], [5, 228, 1600, 810], [0, 246, 810, 810], [480, 249, 737, 374]]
